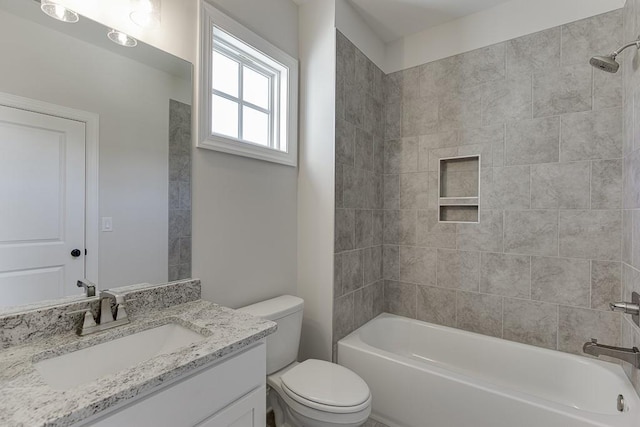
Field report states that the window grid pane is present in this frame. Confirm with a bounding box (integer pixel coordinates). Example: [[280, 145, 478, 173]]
[[242, 106, 270, 147], [212, 94, 238, 139], [243, 66, 270, 110], [211, 39, 282, 151], [212, 51, 239, 97]]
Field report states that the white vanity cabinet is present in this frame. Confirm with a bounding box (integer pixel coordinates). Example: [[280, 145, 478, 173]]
[[77, 341, 266, 427]]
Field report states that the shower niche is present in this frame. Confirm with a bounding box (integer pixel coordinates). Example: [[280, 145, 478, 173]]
[[438, 155, 480, 223]]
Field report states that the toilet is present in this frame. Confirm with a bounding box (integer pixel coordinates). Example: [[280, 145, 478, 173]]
[[238, 295, 371, 427]]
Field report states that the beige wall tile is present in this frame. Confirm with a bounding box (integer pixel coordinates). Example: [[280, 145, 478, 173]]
[[417, 285, 457, 327], [558, 210, 622, 260], [480, 253, 531, 298], [437, 250, 480, 291], [503, 299, 558, 349], [531, 257, 590, 307], [384, 281, 417, 318], [506, 117, 560, 165], [504, 210, 558, 256], [456, 291, 503, 338]]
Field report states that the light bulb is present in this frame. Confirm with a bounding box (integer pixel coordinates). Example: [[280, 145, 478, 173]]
[[139, 0, 154, 12], [53, 4, 65, 19], [107, 29, 138, 48], [40, 0, 79, 23], [130, 0, 161, 28]]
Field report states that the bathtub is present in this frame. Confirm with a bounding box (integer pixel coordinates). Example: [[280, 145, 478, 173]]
[[337, 313, 640, 427]]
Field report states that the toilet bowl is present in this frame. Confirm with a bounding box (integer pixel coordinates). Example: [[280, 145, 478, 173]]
[[238, 296, 372, 427], [268, 360, 371, 427]]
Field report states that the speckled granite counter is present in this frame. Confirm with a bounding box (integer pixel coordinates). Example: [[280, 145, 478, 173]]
[[0, 299, 276, 427]]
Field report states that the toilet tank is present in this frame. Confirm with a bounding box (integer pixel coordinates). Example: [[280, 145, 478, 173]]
[[238, 295, 304, 375]]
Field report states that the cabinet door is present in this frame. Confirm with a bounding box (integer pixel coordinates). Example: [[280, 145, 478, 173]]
[[196, 386, 265, 427], [83, 343, 265, 427]]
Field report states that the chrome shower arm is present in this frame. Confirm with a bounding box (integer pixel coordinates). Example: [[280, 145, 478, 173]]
[[611, 38, 640, 58]]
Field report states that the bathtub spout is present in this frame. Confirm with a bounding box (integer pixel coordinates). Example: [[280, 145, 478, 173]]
[[583, 338, 640, 368]]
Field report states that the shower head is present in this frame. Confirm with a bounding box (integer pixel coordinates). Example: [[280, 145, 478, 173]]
[[590, 38, 640, 73], [589, 55, 620, 73]]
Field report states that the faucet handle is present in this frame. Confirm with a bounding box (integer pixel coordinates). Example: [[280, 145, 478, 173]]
[[100, 289, 126, 305], [590, 338, 598, 344], [67, 309, 97, 334], [114, 303, 129, 321], [81, 310, 98, 328], [100, 298, 115, 324]]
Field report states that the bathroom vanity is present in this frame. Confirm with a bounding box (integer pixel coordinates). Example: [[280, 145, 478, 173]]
[[79, 340, 267, 427], [0, 280, 276, 427]]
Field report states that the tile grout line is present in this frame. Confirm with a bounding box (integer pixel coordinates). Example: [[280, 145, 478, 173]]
[[501, 296, 505, 339], [529, 256, 533, 299], [556, 304, 560, 351], [589, 260, 593, 310]]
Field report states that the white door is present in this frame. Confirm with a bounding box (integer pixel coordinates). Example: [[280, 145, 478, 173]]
[[0, 105, 86, 307]]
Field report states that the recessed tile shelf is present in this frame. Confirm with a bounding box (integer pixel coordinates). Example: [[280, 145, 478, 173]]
[[439, 197, 479, 206], [439, 155, 480, 223]]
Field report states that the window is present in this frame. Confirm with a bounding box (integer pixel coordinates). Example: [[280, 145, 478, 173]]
[[199, 2, 298, 166]]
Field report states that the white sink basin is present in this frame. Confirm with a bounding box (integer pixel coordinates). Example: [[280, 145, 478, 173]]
[[35, 323, 206, 390]]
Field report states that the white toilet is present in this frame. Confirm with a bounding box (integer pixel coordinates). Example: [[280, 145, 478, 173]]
[[238, 295, 372, 427]]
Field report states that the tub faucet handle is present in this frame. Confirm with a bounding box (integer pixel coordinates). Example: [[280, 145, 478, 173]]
[[610, 292, 640, 327]]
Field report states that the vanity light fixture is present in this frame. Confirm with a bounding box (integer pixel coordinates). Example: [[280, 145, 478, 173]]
[[107, 29, 138, 47], [130, 0, 161, 28], [40, 0, 79, 23]]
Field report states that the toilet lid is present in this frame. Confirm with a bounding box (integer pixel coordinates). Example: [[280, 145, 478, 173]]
[[280, 359, 370, 408]]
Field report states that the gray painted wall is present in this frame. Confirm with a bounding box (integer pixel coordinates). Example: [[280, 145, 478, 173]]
[[192, 0, 298, 309]]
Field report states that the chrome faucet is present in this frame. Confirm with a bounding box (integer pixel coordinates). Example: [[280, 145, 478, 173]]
[[583, 292, 640, 367], [100, 290, 129, 322], [74, 289, 130, 336], [76, 279, 96, 297], [583, 339, 640, 369]]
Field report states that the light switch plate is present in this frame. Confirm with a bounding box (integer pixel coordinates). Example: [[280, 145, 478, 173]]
[[101, 217, 113, 232]]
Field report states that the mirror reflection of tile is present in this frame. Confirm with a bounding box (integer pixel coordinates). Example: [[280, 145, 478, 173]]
[[169, 100, 192, 282]]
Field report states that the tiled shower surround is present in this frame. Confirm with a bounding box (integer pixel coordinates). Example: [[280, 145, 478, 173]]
[[333, 9, 640, 385], [381, 9, 625, 356], [622, 0, 640, 394], [333, 31, 385, 355]]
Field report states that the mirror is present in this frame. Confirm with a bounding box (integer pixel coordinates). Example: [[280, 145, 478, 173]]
[[0, 0, 193, 309]]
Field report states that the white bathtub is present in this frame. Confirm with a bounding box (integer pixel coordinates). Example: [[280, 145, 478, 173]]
[[337, 313, 640, 427]]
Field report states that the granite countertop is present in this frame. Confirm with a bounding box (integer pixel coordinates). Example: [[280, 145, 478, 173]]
[[0, 300, 277, 427]]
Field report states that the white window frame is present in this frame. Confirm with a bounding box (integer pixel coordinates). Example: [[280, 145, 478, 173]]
[[199, 2, 298, 167]]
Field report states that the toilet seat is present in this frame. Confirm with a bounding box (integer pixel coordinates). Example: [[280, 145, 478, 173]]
[[279, 360, 371, 414]]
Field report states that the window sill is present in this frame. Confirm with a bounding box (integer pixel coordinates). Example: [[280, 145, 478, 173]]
[[197, 135, 297, 167]]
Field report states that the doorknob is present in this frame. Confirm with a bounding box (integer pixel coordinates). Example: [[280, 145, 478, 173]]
[[70, 249, 82, 258]]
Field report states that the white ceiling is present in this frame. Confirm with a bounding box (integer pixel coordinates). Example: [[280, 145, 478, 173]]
[[347, 0, 513, 43]]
